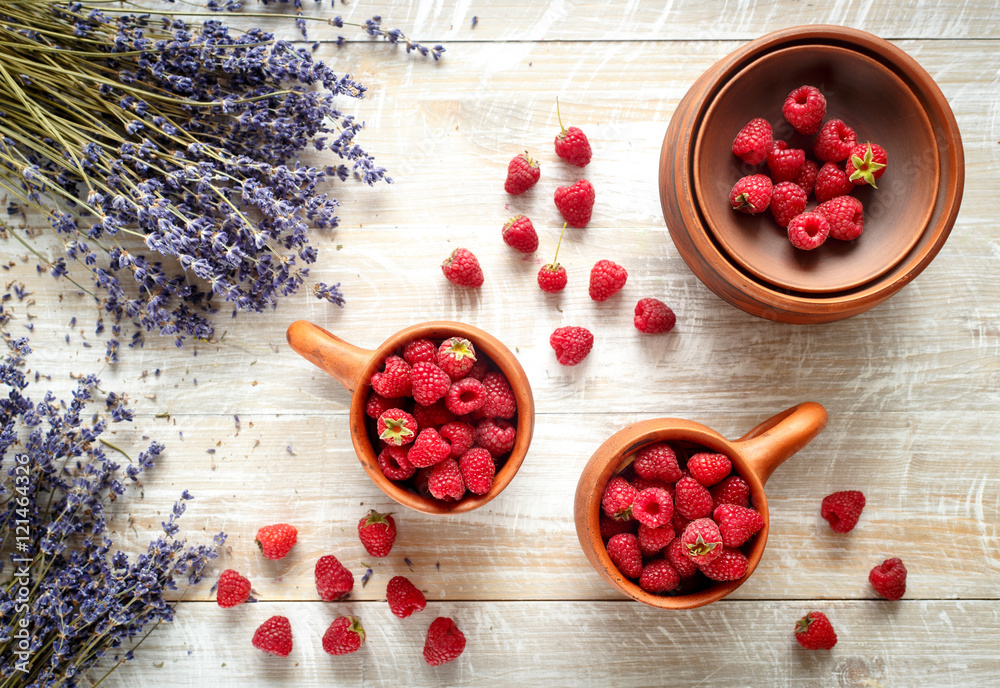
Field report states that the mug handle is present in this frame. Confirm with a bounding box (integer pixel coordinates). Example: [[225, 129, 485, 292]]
[[733, 402, 828, 486], [286, 320, 374, 395]]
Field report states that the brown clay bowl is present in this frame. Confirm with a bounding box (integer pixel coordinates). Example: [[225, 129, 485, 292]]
[[286, 320, 535, 514], [660, 25, 964, 323], [574, 402, 828, 609]]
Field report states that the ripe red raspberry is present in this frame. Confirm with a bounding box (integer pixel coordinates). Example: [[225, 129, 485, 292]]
[[787, 211, 830, 251], [458, 447, 495, 495], [674, 476, 714, 520], [729, 173, 772, 214], [538, 221, 569, 293], [634, 443, 683, 483], [411, 361, 451, 407], [845, 143, 887, 188], [869, 557, 907, 601], [553, 98, 592, 167], [817, 195, 864, 241], [713, 504, 764, 547], [554, 179, 595, 228], [814, 161, 854, 203], [671, 511, 692, 537], [440, 421, 475, 458], [437, 337, 477, 380], [632, 476, 673, 495], [315, 555, 354, 601], [365, 391, 395, 420], [402, 338, 437, 365], [633, 298, 676, 334], [710, 475, 751, 509], [794, 159, 819, 197], [639, 559, 681, 594], [637, 523, 675, 556], [377, 408, 418, 446], [502, 215, 539, 253], [475, 418, 516, 457], [601, 475, 638, 521], [255, 523, 298, 560], [600, 513, 636, 540], [550, 326, 594, 366], [467, 359, 489, 381], [699, 547, 749, 581], [378, 445, 415, 481], [371, 355, 412, 398], [428, 458, 465, 501], [413, 399, 455, 428], [481, 372, 516, 419], [606, 532, 642, 578], [445, 377, 487, 416], [442, 247, 484, 288], [732, 117, 773, 165], [413, 466, 434, 499], [632, 487, 674, 529], [794, 611, 838, 650], [687, 452, 732, 487], [322, 616, 365, 656], [357, 509, 397, 558], [588, 259, 628, 302], [782, 85, 826, 135], [767, 140, 806, 183], [407, 428, 452, 468], [666, 537, 699, 578], [423, 617, 466, 666], [387, 575, 427, 618], [769, 181, 808, 229], [216, 569, 251, 608], [814, 119, 858, 162], [252, 616, 293, 657], [504, 152, 540, 194], [680, 518, 724, 566], [821, 490, 866, 533]]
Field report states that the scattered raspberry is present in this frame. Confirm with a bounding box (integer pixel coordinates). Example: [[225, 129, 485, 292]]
[[402, 338, 438, 365], [216, 569, 251, 608], [601, 475, 638, 521], [687, 452, 732, 487], [322, 616, 365, 656], [606, 532, 643, 578], [378, 445, 415, 481], [504, 152, 540, 195], [821, 490, 866, 533], [440, 421, 476, 458], [413, 400, 455, 429], [814, 119, 858, 162], [710, 475, 751, 509], [458, 447, 495, 495], [442, 248, 484, 288], [794, 611, 838, 650], [481, 372, 516, 419], [553, 98, 592, 167], [255, 523, 298, 560], [252, 616, 293, 657], [377, 408, 418, 447], [554, 179, 595, 228], [438, 337, 477, 380], [411, 361, 451, 407], [550, 326, 594, 366], [637, 523, 675, 556], [817, 195, 864, 241], [794, 159, 819, 197], [674, 476, 714, 520], [408, 428, 452, 468], [445, 377, 487, 416], [769, 181, 808, 229], [787, 211, 830, 251], [634, 443, 683, 483], [600, 513, 636, 540], [713, 504, 764, 547], [365, 391, 395, 420], [729, 173, 772, 214], [588, 259, 628, 302], [423, 617, 466, 666], [732, 117, 773, 165], [315, 555, 354, 601], [814, 161, 854, 203], [639, 559, 681, 594], [845, 143, 888, 188], [666, 537, 699, 578], [538, 221, 569, 293], [632, 487, 674, 529], [428, 458, 465, 501], [782, 85, 826, 135], [767, 140, 806, 183], [475, 418, 516, 457], [371, 355, 412, 398], [869, 557, 907, 601], [358, 509, 397, 558], [633, 298, 676, 334], [681, 518, 724, 566], [387, 575, 427, 618], [699, 547, 749, 581]]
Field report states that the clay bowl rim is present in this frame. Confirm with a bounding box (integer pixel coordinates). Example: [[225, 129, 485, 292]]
[[573, 419, 770, 610], [350, 321, 535, 515], [692, 42, 940, 293]]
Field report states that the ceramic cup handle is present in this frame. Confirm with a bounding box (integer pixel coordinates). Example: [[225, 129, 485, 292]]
[[286, 320, 373, 394], [734, 402, 828, 486]]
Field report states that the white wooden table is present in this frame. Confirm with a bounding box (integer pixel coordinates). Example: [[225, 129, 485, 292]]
[[6, 1, 999, 685]]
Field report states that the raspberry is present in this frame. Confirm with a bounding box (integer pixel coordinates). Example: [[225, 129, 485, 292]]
[[588, 259, 628, 302], [371, 355, 411, 398], [671, 511, 692, 536], [687, 452, 732, 487], [634, 443, 683, 483], [606, 532, 642, 578], [504, 153, 540, 195], [632, 487, 674, 529], [782, 85, 826, 135], [387, 575, 427, 618], [713, 504, 764, 547], [787, 211, 830, 251], [402, 338, 437, 365], [845, 143, 888, 188], [634, 298, 676, 334], [666, 537, 699, 578], [549, 326, 594, 366], [423, 617, 466, 666], [794, 611, 838, 650], [407, 428, 452, 468], [378, 445, 415, 481], [458, 447, 495, 495], [412, 399, 455, 428], [699, 547, 749, 581], [216, 569, 251, 608], [817, 195, 864, 241], [732, 117, 773, 165], [255, 523, 298, 560], [814, 119, 857, 162], [869, 557, 907, 601], [445, 377, 487, 416], [252, 616, 293, 657], [413, 466, 434, 499], [632, 476, 673, 495], [794, 159, 819, 197], [481, 372, 516, 419], [729, 173, 772, 214], [637, 523, 675, 556], [365, 391, 395, 420], [814, 161, 854, 203], [315, 555, 354, 601], [377, 408, 418, 446], [601, 475, 638, 521], [538, 221, 569, 293], [769, 181, 808, 229], [322, 616, 365, 656], [441, 247, 484, 288], [821, 490, 866, 533], [600, 513, 636, 540], [357, 509, 397, 558], [467, 359, 489, 381], [475, 418, 516, 457], [440, 421, 475, 458], [411, 361, 451, 407], [674, 476, 714, 520], [767, 140, 806, 183], [554, 179, 595, 228], [710, 475, 751, 509], [639, 559, 680, 594], [680, 518, 724, 566], [553, 98, 592, 167], [437, 337, 477, 380], [428, 458, 465, 501]]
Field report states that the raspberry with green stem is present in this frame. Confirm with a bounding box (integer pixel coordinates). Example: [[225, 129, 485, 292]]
[[537, 222, 569, 293]]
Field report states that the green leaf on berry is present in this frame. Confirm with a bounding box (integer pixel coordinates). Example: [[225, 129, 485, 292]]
[[848, 143, 886, 188]]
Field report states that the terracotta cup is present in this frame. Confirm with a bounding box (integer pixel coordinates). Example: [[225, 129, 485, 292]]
[[574, 402, 828, 609], [286, 320, 535, 514]]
